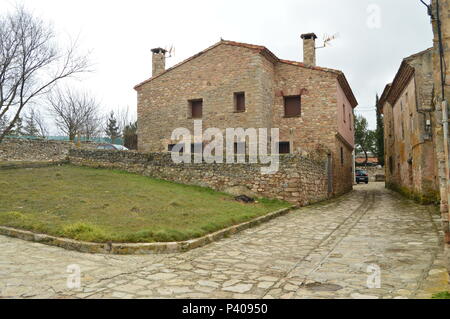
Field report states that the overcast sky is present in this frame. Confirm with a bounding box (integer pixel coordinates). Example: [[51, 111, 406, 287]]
[[1, 0, 434, 131]]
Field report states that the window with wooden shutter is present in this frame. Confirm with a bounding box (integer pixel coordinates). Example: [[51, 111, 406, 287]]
[[284, 96, 301, 117], [234, 92, 245, 112], [189, 99, 203, 119], [277, 142, 290, 154]]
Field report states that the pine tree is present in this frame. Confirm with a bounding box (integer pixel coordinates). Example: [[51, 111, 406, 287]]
[[9, 116, 24, 136], [375, 94, 385, 166], [23, 110, 39, 137], [0, 115, 9, 135], [123, 121, 138, 150], [105, 111, 120, 143]]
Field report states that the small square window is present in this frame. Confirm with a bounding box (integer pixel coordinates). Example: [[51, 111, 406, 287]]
[[278, 142, 290, 154], [234, 92, 245, 112], [189, 99, 203, 119], [234, 142, 246, 155], [284, 96, 301, 117], [191, 143, 203, 154]]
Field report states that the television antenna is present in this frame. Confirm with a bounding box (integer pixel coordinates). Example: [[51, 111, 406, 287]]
[[316, 33, 339, 49], [164, 45, 176, 58]]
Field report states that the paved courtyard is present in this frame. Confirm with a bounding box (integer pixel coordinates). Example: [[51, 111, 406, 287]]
[[0, 183, 449, 299]]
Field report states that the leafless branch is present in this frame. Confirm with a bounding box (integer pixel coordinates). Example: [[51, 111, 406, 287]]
[[0, 6, 90, 142]]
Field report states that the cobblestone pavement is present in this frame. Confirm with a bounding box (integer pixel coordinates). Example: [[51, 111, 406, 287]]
[[1, 183, 449, 299]]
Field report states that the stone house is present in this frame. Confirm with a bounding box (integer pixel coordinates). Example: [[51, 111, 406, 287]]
[[379, 48, 440, 202], [431, 0, 450, 243], [134, 34, 358, 196]]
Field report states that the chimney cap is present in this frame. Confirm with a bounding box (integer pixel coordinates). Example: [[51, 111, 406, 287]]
[[151, 47, 167, 54], [301, 33, 318, 40]]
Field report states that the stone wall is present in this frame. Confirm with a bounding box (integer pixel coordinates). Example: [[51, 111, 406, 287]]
[[0, 138, 72, 162], [357, 166, 385, 182], [135, 41, 356, 196], [381, 48, 439, 204], [68, 149, 330, 206]]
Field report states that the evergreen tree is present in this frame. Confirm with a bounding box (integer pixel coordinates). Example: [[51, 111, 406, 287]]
[[123, 121, 138, 150], [375, 94, 385, 166], [0, 115, 9, 135], [105, 111, 120, 143], [23, 110, 40, 137], [9, 116, 24, 136]]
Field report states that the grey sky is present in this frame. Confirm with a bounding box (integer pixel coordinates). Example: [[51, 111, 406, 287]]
[[1, 0, 434, 131]]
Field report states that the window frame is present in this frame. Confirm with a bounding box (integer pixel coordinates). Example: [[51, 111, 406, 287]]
[[234, 92, 246, 113], [343, 104, 346, 123], [233, 142, 246, 155], [277, 142, 291, 154], [283, 95, 301, 118], [189, 99, 203, 119]]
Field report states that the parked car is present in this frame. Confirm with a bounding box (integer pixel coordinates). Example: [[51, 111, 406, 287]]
[[96, 144, 129, 151], [355, 169, 369, 184]]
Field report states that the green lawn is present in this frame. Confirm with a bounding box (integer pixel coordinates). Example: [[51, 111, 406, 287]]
[[0, 165, 290, 243], [432, 291, 450, 299]]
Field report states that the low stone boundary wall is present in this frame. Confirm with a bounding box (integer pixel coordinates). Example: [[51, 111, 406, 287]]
[[0, 206, 294, 254], [0, 138, 73, 162], [69, 149, 329, 206]]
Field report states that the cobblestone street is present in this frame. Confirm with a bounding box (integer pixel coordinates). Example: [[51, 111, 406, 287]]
[[0, 183, 449, 299]]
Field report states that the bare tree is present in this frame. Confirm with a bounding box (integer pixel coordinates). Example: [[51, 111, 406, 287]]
[[115, 105, 130, 136], [33, 109, 49, 138], [0, 6, 89, 143], [47, 87, 100, 141], [81, 111, 103, 141], [23, 108, 48, 138]]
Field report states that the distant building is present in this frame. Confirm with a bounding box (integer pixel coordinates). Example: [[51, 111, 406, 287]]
[[355, 152, 379, 166]]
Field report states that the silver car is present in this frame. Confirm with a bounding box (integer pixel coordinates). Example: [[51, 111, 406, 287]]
[[96, 144, 129, 151]]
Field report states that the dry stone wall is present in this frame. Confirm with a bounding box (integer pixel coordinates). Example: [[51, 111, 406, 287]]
[[69, 149, 329, 206], [0, 138, 72, 162]]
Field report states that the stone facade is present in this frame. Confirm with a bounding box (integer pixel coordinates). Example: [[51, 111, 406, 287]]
[[68, 148, 329, 206], [431, 0, 450, 242], [0, 138, 72, 162], [380, 49, 440, 203], [135, 37, 358, 196]]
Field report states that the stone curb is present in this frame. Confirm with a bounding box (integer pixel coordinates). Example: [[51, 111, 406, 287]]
[[0, 206, 295, 255]]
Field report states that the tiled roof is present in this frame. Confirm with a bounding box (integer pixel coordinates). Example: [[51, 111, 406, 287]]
[[134, 39, 358, 107]]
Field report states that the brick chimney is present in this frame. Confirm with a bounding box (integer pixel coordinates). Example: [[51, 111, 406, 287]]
[[151, 48, 167, 77], [301, 33, 317, 66]]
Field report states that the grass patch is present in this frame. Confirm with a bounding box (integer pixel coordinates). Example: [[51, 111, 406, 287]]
[[0, 165, 290, 243], [432, 291, 450, 299]]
